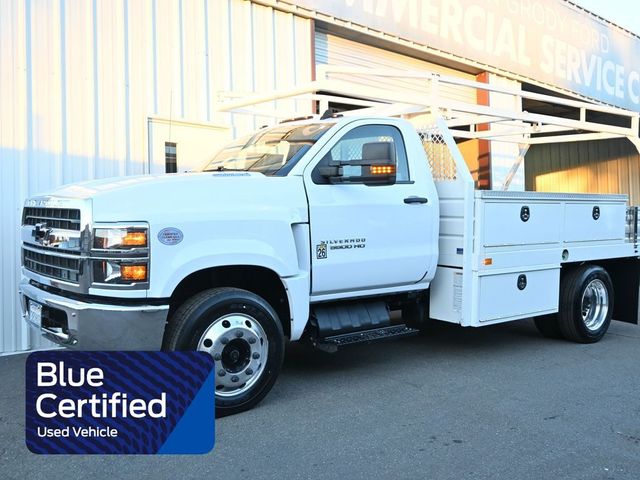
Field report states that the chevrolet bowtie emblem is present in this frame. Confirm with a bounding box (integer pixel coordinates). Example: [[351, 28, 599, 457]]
[[32, 223, 51, 244]]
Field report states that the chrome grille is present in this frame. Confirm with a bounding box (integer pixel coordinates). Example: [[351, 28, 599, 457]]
[[22, 207, 81, 231], [23, 247, 81, 283]]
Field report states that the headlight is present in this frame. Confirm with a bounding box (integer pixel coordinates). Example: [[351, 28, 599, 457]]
[[91, 225, 149, 286], [93, 261, 148, 284], [93, 227, 148, 249]]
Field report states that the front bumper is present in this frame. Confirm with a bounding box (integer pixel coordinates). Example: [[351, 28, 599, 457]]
[[19, 279, 169, 350]]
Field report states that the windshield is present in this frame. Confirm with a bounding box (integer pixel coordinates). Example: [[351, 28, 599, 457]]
[[202, 122, 335, 176]]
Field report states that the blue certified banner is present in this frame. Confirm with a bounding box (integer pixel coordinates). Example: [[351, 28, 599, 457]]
[[25, 351, 215, 454]]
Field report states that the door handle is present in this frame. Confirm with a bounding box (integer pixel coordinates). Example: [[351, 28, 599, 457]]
[[404, 196, 428, 204]]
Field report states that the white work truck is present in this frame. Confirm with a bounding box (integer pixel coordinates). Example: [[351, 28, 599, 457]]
[[19, 72, 640, 416]]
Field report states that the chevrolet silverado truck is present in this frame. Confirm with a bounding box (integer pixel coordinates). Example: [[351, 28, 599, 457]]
[[19, 115, 640, 416]]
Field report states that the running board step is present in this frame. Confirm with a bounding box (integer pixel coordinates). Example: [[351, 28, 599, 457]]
[[313, 301, 391, 337], [314, 325, 419, 352]]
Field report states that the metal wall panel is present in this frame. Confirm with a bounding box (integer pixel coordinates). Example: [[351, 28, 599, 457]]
[[1, 0, 30, 353], [315, 30, 476, 105], [0, 0, 312, 354], [525, 139, 640, 204]]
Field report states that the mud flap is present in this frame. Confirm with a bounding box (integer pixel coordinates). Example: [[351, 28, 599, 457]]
[[604, 258, 640, 325]]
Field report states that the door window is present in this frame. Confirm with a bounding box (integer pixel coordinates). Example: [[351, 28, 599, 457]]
[[312, 125, 410, 184]]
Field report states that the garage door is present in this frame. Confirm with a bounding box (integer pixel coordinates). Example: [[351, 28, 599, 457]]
[[315, 30, 476, 105]]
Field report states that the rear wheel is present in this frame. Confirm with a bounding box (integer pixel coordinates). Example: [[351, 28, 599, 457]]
[[163, 287, 285, 417], [558, 265, 613, 343]]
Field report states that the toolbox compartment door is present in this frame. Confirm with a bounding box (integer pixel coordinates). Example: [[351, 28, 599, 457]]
[[563, 203, 626, 242], [477, 268, 559, 323], [482, 202, 562, 247]]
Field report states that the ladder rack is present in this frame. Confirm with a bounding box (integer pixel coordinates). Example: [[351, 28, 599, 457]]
[[213, 65, 640, 154]]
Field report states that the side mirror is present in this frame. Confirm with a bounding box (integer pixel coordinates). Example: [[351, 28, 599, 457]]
[[319, 141, 397, 186], [319, 159, 396, 186]]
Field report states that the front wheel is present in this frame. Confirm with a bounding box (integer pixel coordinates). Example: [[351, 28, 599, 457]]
[[558, 265, 614, 343], [163, 287, 285, 417]]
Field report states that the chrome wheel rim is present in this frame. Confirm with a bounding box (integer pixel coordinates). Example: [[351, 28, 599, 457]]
[[197, 313, 268, 398], [581, 279, 609, 331]]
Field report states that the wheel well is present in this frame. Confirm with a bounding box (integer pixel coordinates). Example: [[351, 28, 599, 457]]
[[561, 259, 640, 325], [168, 266, 291, 338]]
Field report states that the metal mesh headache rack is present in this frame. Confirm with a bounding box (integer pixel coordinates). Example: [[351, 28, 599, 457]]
[[417, 126, 457, 181]]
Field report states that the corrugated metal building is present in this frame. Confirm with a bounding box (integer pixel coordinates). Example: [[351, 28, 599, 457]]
[[2, 0, 639, 354], [526, 139, 640, 198], [0, 0, 313, 353]]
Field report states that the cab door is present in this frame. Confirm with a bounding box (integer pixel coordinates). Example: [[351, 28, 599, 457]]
[[304, 122, 434, 296]]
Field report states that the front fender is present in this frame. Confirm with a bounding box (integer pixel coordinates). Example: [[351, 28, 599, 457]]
[[151, 237, 299, 298]]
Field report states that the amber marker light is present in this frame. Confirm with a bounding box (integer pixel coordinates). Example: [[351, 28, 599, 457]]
[[122, 230, 148, 247], [121, 264, 148, 282], [370, 165, 396, 175], [483, 258, 493, 266]]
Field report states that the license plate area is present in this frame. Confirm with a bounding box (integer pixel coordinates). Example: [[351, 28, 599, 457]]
[[28, 300, 42, 326], [28, 299, 69, 334]]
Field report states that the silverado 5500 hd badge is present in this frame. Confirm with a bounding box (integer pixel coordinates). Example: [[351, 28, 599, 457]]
[[316, 238, 366, 259]]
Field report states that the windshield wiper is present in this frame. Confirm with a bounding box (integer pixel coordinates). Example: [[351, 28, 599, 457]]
[[206, 166, 247, 172]]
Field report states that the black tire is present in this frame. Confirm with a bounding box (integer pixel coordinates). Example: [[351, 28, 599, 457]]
[[533, 314, 563, 339], [558, 265, 614, 343], [163, 287, 285, 417]]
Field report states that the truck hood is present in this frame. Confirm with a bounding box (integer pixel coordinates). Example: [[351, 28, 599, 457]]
[[46, 172, 309, 224]]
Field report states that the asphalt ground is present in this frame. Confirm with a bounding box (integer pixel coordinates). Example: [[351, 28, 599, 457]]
[[2, 319, 640, 480]]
